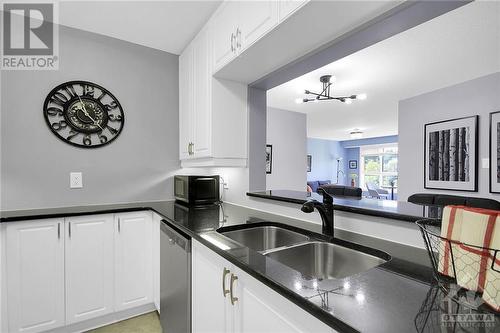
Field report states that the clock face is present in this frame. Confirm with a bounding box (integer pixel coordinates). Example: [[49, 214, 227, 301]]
[[43, 81, 124, 148]]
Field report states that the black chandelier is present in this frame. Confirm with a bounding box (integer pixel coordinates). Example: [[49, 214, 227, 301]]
[[298, 75, 366, 104]]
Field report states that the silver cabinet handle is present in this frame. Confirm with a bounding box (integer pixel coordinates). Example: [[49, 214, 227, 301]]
[[230, 33, 234, 52], [222, 267, 231, 297], [68, 222, 72, 238], [236, 28, 241, 49], [230, 273, 238, 305], [118, 218, 121, 233], [57, 223, 60, 239]]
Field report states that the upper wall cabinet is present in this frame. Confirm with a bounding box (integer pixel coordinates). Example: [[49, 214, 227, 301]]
[[212, 1, 240, 72], [179, 25, 247, 167], [212, 1, 279, 73], [213, 0, 402, 84]]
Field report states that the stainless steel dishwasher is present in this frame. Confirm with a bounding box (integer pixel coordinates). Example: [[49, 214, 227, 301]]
[[160, 220, 191, 333]]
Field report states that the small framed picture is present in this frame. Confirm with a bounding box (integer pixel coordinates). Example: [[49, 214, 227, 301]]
[[307, 155, 312, 172], [490, 111, 500, 193], [424, 115, 478, 192], [266, 145, 272, 174], [349, 160, 357, 169]]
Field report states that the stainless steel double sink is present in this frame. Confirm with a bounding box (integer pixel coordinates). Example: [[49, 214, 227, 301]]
[[220, 225, 388, 280]]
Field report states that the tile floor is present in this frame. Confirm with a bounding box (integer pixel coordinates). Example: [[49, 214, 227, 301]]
[[87, 311, 161, 333]]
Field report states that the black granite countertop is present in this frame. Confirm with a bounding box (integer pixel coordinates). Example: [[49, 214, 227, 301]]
[[247, 190, 444, 222], [2, 200, 498, 332]]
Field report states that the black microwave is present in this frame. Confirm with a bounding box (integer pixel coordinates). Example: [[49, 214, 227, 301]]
[[174, 175, 220, 205]]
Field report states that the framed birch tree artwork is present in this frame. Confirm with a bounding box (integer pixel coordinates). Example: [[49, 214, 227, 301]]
[[424, 115, 478, 192], [490, 111, 500, 193]]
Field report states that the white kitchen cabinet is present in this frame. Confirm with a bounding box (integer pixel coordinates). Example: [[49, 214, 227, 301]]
[[278, 0, 309, 21], [192, 240, 233, 333], [237, 1, 278, 51], [65, 214, 114, 324], [5, 219, 65, 333], [179, 24, 247, 167], [212, 1, 240, 72], [179, 43, 194, 160], [114, 211, 153, 311], [192, 26, 212, 158], [212, 1, 278, 73], [232, 266, 333, 333], [192, 240, 335, 333], [152, 213, 162, 312]]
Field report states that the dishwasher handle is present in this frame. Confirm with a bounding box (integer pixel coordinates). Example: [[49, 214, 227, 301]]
[[161, 220, 191, 252]]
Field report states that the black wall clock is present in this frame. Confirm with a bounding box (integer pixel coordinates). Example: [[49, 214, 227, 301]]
[[43, 81, 124, 148]]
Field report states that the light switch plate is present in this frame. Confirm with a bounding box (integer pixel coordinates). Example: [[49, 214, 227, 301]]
[[482, 158, 489, 169], [70, 172, 83, 188]]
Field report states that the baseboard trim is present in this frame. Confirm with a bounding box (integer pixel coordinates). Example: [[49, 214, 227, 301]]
[[45, 303, 157, 333]]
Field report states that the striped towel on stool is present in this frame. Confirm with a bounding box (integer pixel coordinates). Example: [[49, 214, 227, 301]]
[[455, 208, 499, 296], [438, 206, 466, 278], [473, 208, 500, 311]]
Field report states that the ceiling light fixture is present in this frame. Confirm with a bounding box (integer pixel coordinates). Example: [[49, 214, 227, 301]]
[[350, 129, 363, 139], [299, 75, 367, 104]]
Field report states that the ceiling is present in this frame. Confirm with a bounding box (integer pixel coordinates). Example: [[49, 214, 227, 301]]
[[59, 1, 221, 54], [267, 1, 500, 141]]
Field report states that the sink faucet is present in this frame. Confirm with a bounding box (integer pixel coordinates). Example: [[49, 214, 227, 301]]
[[301, 188, 334, 237]]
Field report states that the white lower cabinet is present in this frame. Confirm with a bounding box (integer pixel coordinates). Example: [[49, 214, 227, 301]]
[[152, 213, 162, 312], [5, 218, 65, 333], [2, 211, 155, 333], [192, 240, 233, 333], [65, 214, 115, 324], [192, 240, 335, 333], [114, 211, 153, 311]]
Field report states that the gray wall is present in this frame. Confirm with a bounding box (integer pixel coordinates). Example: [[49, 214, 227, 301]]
[[1, 26, 179, 210], [398, 72, 500, 201], [266, 107, 306, 191]]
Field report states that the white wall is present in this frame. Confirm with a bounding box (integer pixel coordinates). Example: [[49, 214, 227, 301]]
[[1, 26, 179, 210], [398, 72, 500, 201], [266, 108, 307, 191]]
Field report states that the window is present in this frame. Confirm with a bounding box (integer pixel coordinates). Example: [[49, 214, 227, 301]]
[[360, 145, 398, 190]]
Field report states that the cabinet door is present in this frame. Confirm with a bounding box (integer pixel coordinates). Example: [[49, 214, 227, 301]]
[[192, 27, 212, 158], [179, 43, 194, 160], [152, 213, 161, 312], [114, 211, 153, 311], [237, 1, 278, 51], [65, 214, 114, 324], [212, 1, 239, 72], [192, 240, 233, 333], [233, 267, 334, 333], [278, 0, 309, 22], [5, 219, 65, 333]]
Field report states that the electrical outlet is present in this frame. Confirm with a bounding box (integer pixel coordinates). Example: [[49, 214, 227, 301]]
[[222, 174, 229, 189], [70, 172, 83, 188]]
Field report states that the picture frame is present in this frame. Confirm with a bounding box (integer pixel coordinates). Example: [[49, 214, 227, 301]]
[[266, 145, 273, 174], [490, 111, 500, 193], [424, 115, 478, 192], [307, 155, 312, 172], [349, 160, 357, 169]]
